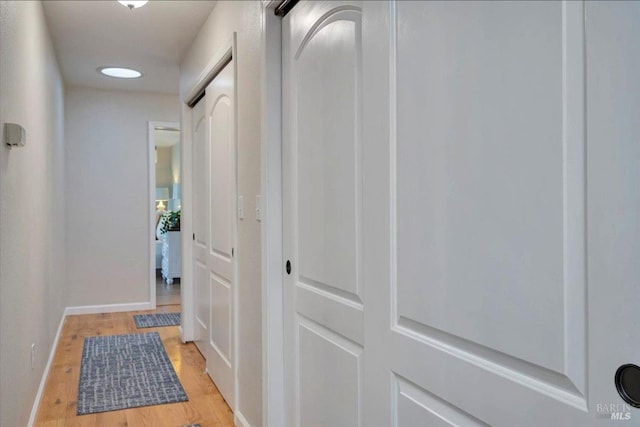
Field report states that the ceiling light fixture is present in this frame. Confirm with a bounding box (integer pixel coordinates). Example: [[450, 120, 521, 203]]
[[98, 67, 143, 79], [117, 0, 148, 10]]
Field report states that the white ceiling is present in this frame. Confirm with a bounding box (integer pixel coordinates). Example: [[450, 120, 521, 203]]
[[42, 0, 217, 95]]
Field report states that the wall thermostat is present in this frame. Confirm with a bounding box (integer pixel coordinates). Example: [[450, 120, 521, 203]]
[[4, 123, 26, 148]]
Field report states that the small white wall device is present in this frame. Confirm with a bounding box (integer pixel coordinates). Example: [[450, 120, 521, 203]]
[[4, 123, 26, 148]]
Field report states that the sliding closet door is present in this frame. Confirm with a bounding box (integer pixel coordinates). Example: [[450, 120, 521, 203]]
[[283, 1, 639, 425], [363, 1, 639, 426], [191, 98, 209, 359], [283, 2, 364, 426], [204, 61, 237, 408], [191, 61, 237, 409]]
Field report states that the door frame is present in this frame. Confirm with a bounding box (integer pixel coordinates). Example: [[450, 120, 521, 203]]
[[260, 2, 286, 426], [148, 120, 181, 310], [181, 33, 240, 417]]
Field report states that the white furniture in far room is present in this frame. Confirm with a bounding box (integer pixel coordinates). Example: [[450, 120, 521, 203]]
[[161, 230, 181, 285]]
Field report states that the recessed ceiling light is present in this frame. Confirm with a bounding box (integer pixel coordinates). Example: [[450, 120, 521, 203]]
[[117, 0, 148, 9], [98, 67, 143, 79]]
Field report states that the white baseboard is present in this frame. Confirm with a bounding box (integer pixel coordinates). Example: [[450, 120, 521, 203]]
[[64, 301, 153, 316], [235, 410, 251, 427], [27, 311, 66, 427]]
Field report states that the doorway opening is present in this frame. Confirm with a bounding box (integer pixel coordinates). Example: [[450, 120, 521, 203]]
[[149, 121, 181, 307]]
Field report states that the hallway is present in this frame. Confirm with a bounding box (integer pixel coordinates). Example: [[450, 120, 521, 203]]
[[2, 1, 640, 426], [0, 1, 265, 424], [34, 306, 233, 426]]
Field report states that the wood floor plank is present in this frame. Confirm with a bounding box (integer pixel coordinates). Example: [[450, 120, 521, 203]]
[[34, 305, 234, 427]]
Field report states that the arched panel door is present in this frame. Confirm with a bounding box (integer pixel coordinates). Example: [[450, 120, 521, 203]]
[[192, 60, 236, 410], [191, 98, 209, 360], [204, 61, 237, 409], [283, 2, 364, 426]]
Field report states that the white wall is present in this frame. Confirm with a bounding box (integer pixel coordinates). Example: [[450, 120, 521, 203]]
[[171, 141, 181, 185], [180, 2, 264, 425], [65, 87, 179, 306], [0, 1, 66, 425], [156, 146, 173, 193]]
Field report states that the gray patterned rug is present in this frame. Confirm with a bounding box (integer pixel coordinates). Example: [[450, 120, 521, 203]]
[[77, 332, 188, 415], [134, 312, 181, 328]]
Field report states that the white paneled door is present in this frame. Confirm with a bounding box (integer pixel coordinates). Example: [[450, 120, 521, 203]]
[[192, 97, 209, 359], [192, 61, 236, 409], [283, 1, 364, 426], [204, 61, 236, 409], [283, 1, 640, 426]]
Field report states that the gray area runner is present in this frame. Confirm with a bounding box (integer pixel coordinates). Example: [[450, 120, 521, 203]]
[[77, 332, 188, 415], [134, 312, 181, 328]]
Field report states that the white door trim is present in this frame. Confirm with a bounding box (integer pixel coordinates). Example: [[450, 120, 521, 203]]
[[178, 100, 193, 343], [180, 102, 194, 343], [148, 122, 157, 309], [148, 120, 180, 310], [260, 2, 286, 426]]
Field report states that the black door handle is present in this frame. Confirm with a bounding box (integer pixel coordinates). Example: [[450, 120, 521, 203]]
[[615, 364, 640, 408], [286, 260, 291, 275]]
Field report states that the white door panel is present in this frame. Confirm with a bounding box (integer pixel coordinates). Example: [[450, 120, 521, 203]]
[[194, 260, 209, 333], [210, 95, 233, 259], [299, 318, 362, 427], [210, 273, 231, 364], [393, 0, 574, 376], [283, 2, 363, 426], [296, 13, 361, 301], [209, 93, 234, 283], [394, 375, 489, 427], [394, 0, 570, 377]]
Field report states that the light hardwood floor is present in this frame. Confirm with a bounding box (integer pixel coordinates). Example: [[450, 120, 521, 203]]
[[156, 270, 181, 306], [35, 305, 234, 427]]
